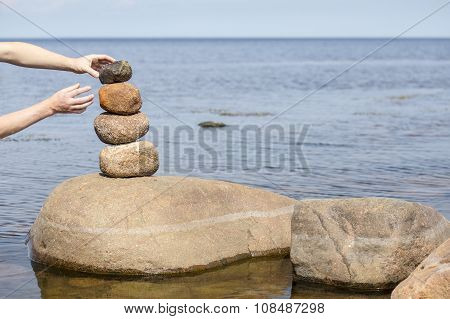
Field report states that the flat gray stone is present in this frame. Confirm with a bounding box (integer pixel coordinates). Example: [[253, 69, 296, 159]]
[[94, 112, 149, 145]]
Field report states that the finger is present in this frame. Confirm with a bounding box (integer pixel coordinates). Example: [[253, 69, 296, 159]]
[[95, 54, 115, 63], [71, 94, 94, 105], [69, 86, 91, 97], [61, 83, 80, 93], [70, 100, 94, 111], [71, 108, 87, 114], [86, 67, 99, 78]]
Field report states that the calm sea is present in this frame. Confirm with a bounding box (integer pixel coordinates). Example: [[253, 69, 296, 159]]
[[0, 38, 449, 298]]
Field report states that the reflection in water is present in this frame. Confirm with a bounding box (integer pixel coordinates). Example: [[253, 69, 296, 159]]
[[33, 257, 293, 299], [291, 281, 390, 299], [32, 257, 390, 299]]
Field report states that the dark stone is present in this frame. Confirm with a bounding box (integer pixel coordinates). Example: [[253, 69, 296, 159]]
[[99, 60, 132, 84], [198, 121, 227, 128]]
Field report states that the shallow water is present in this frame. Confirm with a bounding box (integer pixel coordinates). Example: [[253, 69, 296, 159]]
[[0, 38, 449, 298]]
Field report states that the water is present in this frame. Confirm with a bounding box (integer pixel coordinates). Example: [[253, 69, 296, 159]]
[[1, 38, 449, 298]]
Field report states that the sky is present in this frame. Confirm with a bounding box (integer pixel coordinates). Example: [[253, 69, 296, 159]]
[[0, 0, 449, 38]]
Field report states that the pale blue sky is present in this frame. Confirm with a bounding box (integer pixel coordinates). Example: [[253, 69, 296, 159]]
[[1, 0, 449, 38]]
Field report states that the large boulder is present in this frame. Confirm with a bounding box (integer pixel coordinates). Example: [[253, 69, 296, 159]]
[[29, 174, 297, 275], [99, 83, 142, 115], [290, 198, 449, 289], [391, 239, 449, 299], [94, 112, 149, 145], [99, 141, 159, 178], [99, 60, 132, 84]]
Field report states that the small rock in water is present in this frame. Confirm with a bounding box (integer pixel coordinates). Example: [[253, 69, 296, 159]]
[[198, 121, 226, 128], [99, 83, 142, 115], [99, 141, 159, 178], [99, 60, 132, 84], [94, 112, 149, 145], [392, 239, 450, 299]]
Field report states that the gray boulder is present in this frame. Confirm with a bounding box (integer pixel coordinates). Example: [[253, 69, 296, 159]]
[[290, 198, 449, 289], [29, 174, 297, 275]]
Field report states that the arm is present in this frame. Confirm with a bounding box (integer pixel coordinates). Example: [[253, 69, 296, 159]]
[[0, 83, 93, 139], [0, 42, 115, 78]]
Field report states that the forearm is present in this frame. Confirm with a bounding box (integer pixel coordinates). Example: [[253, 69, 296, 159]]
[[0, 42, 75, 72], [0, 101, 54, 139]]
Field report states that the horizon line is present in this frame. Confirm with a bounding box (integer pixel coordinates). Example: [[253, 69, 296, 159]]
[[1, 36, 450, 41]]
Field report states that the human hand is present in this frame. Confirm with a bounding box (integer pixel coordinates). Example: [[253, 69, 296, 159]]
[[47, 83, 94, 114], [71, 54, 115, 78]]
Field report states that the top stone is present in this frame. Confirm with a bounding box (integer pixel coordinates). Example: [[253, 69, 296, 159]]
[[99, 60, 132, 84]]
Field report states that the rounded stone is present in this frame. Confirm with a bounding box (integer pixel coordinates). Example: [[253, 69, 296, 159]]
[[99, 141, 159, 178], [99, 83, 142, 115], [290, 198, 449, 289], [94, 112, 149, 145], [28, 174, 297, 275], [99, 60, 132, 84], [392, 239, 450, 299]]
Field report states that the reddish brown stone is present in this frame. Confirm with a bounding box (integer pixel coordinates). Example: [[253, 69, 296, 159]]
[[99, 83, 142, 115]]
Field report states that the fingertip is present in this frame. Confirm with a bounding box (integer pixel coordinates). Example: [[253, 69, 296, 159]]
[[103, 54, 115, 62]]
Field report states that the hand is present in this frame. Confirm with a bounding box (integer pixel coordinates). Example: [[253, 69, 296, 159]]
[[71, 54, 115, 78], [47, 83, 94, 114]]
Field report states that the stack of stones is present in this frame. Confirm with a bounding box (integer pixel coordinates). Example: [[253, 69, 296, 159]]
[[94, 61, 159, 178]]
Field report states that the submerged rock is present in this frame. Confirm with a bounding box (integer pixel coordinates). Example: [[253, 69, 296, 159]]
[[94, 112, 149, 145], [29, 174, 297, 275], [198, 121, 226, 128], [392, 239, 450, 299], [99, 83, 142, 115], [99, 60, 132, 84], [290, 198, 449, 289], [99, 141, 159, 178]]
